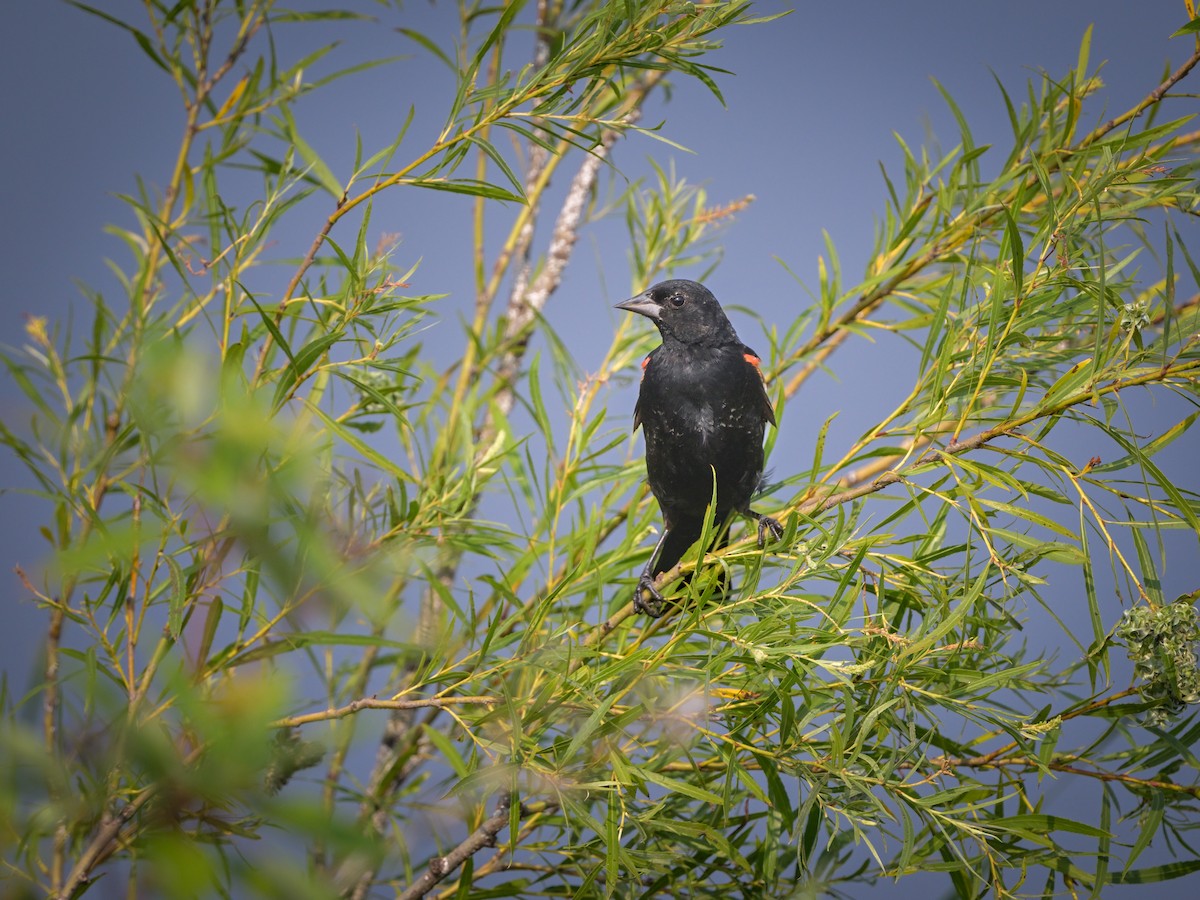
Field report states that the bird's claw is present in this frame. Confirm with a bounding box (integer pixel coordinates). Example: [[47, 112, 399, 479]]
[[634, 575, 667, 618], [756, 514, 784, 548]]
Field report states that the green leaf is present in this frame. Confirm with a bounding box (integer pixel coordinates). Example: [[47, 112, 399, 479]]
[[278, 105, 343, 199], [1123, 789, 1164, 873], [165, 554, 187, 640], [65, 2, 171, 74], [398, 27, 458, 71], [410, 178, 524, 203], [423, 724, 471, 780], [1112, 858, 1200, 883], [990, 814, 1109, 839], [465, 136, 527, 200], [272, 331, 341, 410], [1092, 411, 1200, 472], [1170, 16, 1200, 37], [634, 766, 722, 805], [1001, 203, 1025, 297]]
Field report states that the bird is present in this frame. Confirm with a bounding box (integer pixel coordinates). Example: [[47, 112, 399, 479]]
[[616, 279, 783, 617]]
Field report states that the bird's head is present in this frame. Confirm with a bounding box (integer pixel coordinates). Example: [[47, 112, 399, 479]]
[[615, 279, 739, 346]]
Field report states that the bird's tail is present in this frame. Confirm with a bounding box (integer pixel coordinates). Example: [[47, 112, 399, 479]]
[[652, 517, 731, 596]]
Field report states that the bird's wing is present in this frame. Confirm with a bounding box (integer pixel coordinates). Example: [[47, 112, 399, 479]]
[[742, 346, 776, 427], [632, 348, 657, 432]]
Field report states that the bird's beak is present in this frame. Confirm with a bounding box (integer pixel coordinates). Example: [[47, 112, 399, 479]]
[[614, 292, 661, 321]]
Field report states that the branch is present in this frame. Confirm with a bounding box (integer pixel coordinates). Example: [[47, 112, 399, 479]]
[[345, 48, 664, 900], [780, 216, 939, 401], [44, 602, 66, 894], [491, 122, 625, 419], [929, 687, 1140, 771], [619, 356, 1200, 621], [396, 793, 516, 900], [802, 357, 1200, 517], [1075, 42, 1200, 152], [779, 48, 1200, 402], [55, 791, 152, 900], [54, 746, 204, 900], [496, 0, 554, 317], [272, 695, 496, 728], [948, 754, 1200, 798]]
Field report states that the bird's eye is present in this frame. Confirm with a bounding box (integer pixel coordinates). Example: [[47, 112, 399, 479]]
[[669, 294, 686, 308]]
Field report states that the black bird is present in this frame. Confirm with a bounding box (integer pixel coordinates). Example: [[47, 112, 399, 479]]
[[616, 279, 783, 617]]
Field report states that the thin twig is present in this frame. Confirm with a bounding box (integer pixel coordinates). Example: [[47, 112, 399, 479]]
[[492, 122, 625, 419], [55, 746, 204, 900], [1075, 43, 1200, 152], [948, 755, 1200, 798], [44, 603, 65, 894], [273, 695, 497, 728], [930, 687, 1140, 771], [397, 794, 523, 900]]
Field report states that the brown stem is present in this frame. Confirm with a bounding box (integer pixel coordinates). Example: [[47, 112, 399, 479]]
[[396, 794, 537, 900], [944, 754, 1200, 798], [273, 695, 497, 728], [44, 604, 65, 893], [344, 26, 656, 900], [1074, 43, 1200, 152], [492, 123, 624, 419], [54, 744, 204, 900]]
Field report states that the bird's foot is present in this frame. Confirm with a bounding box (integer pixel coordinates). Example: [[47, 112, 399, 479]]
[[634, 575, 667, 618], [752, 512, 784, 548]]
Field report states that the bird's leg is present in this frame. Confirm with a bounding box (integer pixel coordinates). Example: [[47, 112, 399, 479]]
[[634, 527, 671, 617], [745, 509, 784, 548], [635, 570, 666, 618]]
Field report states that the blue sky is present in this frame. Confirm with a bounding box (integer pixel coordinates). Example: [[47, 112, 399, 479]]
[[2, 1, 1197, 893]]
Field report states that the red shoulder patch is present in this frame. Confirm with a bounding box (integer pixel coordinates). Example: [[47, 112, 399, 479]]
[[641, 356, 651, 370], [743, 352, 761, 368]]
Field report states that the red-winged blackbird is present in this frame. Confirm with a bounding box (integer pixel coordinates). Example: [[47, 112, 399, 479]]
[[616, 279, 783, 617]]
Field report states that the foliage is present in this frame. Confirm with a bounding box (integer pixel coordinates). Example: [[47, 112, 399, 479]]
[[3, 1, 1200, 898]]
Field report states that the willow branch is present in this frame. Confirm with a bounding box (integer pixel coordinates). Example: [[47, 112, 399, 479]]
[[1075, 42, 1200, 152], [54, 746, 204, 900], [611, 355, 1200, 627], [780, 49, 1200, 402], [947, 754, 1200, 798], [273, 695, 497, 728], [397, 794, 515, 900], [491, 122, 625, 420]]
